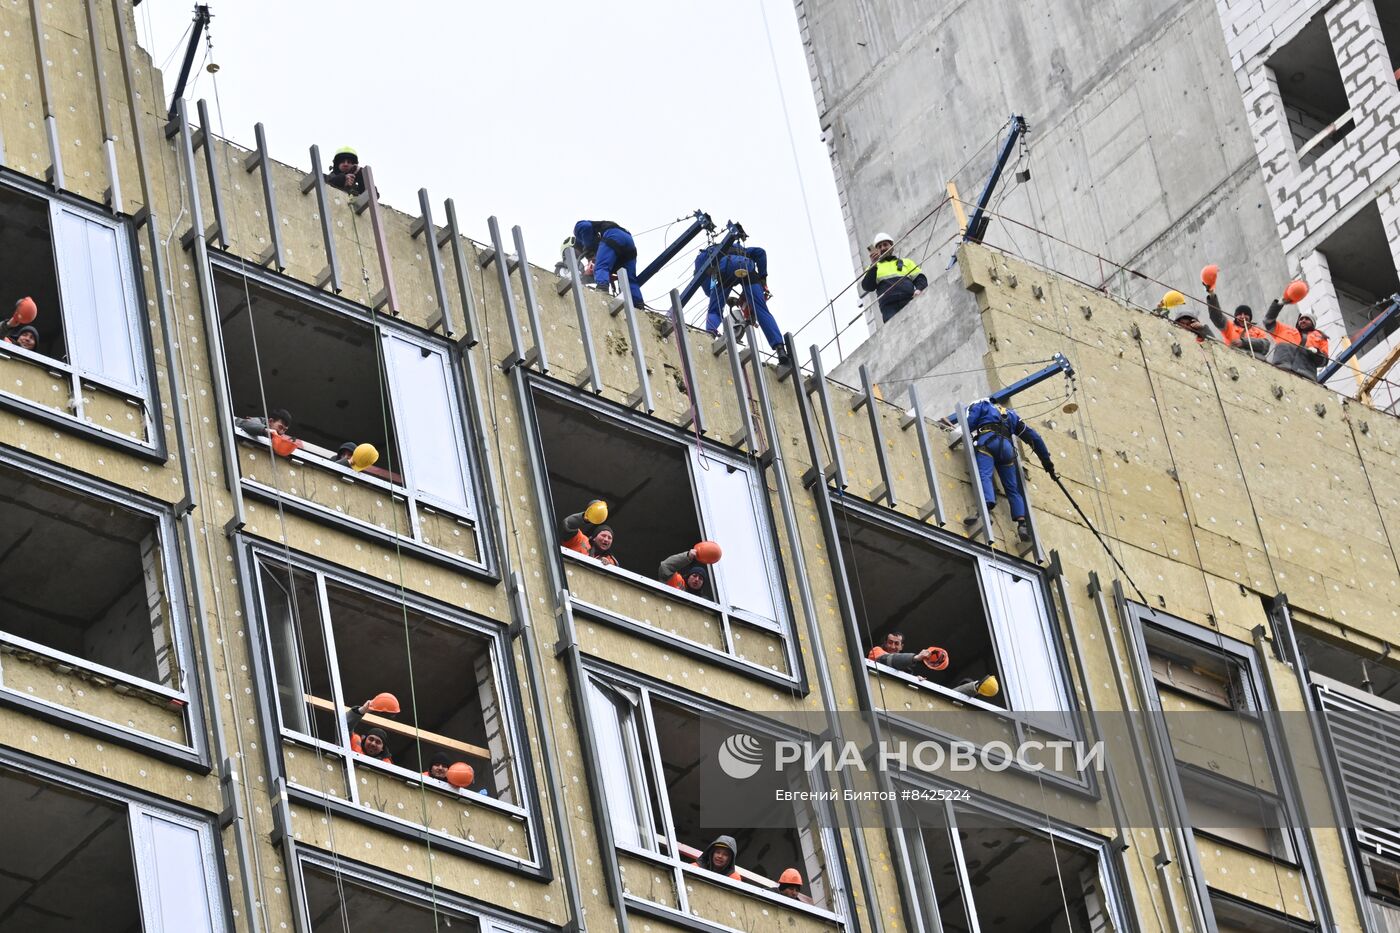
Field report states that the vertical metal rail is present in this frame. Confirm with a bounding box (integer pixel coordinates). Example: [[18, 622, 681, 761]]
[[352, 164, 399, 315], [510, 225, 549, 373], [558, 247, 601, 394], [299, 144, 342, 292], [852, 364, 895, 506], [27, 0, 63, 188], [1086, 574, 1185, 933], [483, 216, 527, 370], [668, 289, 705, 433], [82, 0, 122, 211], [1109, 581, 1212, 932], [1268, 596, 1376, 932], [412, 188, 456, 338], [953, 402, 994, 544], [722, 316, 756, 450], [442, 199, 478, 346], [242, 123, 285, 270], [193, 100, 228, 247], [613, 269, 654, 413], [166, 100, 246, 530], [804, 345, 848, 488], [900, 388, 946, 524], [1017, 458, 1046, 562], [113, 4, 262, 924]]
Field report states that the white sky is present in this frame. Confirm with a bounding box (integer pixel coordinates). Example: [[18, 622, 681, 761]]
[[135, 0, 868, 361]]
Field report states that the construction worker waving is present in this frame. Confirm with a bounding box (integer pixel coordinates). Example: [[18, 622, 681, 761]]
[[861, 232, 927, 321]]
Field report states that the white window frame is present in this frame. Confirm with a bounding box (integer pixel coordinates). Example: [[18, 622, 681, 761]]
[[380, 327, 476, 520], [581, 670, 845, 922], [688, 447, 786, 632], [130, 804, 226, 933], [49, 200, 147, 397], [250, 551, 528, 822], [977, 556, 1073, 732]]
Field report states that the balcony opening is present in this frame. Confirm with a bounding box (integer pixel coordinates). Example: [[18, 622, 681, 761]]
[[533, 391, 703, 591], [1268, 13, 1354, 166], [0, 461, 176, 686], [1179, 765, 1295, 861], [303, 865, 482, 932], [1295, 627, 1400, 700], [0, 185, 66, 362], [1317, 202, 1400, 342], [921, 807, 1114, 931], [586, 675, 833, 908], [835, 506, 1071, 721], [258, 557, 514, 802], [1212, 892, 1318, 932], [1146, 626, 1250, 711], [0, 768, 141, 933], [217, 273, 402, 478]]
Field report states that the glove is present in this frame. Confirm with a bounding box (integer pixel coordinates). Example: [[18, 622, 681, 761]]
[[1040, 457, 1057, 479]]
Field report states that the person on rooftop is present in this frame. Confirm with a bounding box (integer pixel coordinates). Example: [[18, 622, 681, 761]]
[[861, 231, 927, 322], [695, 239, 790, 366], [324, 146, 366, 196], [1158, 291, 1211, 343], [235, 407, 292, 438], [1200, 265, 1271, 358], [569, 220, 646, 309], [1263, 284, 1329, 382]]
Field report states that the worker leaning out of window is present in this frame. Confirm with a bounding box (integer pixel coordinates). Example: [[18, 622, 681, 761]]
[[861, 232, 927, 322]]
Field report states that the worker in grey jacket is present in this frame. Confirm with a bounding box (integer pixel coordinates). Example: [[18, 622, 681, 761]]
[[235, 407, 292, 437], [1263, 299, 1330, 381]]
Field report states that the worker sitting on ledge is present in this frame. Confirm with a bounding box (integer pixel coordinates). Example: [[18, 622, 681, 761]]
[[695, 239, 789, 366], [867, 632, 949, 678], [659, 541, 721, 594], [944, 399, 1056, 542], [861, 231, 926, 322], [569, 220, 645, 308]]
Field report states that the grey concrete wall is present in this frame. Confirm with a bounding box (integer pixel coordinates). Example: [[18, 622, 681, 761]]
[[798, 0, 1291, 411]]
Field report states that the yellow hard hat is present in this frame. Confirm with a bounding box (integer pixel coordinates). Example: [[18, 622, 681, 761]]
[[584, 500, 609, 525], [349, 443, 379, 472], [977, 675, 999, 698], [1160, 290, 1186, 310]]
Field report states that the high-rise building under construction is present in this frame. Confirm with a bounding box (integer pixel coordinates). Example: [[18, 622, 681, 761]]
[[0, 2, 1396, 933]]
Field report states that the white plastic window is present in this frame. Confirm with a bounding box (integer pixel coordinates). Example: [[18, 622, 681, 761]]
[[981, 561, 1071, 731], [689, 450, 781, 628], [132, 806, 223, 933], [585, 677, 652, 850], [381, 332, 473, 517], [50, 203, 143, 393]]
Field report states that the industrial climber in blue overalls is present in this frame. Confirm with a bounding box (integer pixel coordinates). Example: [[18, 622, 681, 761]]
[[694, 241, 789, 367], [952, 399, 1057, 542], [570, 220, 646, 309]]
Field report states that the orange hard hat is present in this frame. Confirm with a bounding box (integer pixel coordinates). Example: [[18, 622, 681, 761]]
[[779, 868, 803, 885], [270, 433, 300, 457], [366, 692, 400, 714], [9, 296, 36, 326], [1283, 280, 1309, 304], [1201, 264, 1219, 290], [694, 540, 722, 565], [446, 762, 475, 788], [923, 647, 950, 671]]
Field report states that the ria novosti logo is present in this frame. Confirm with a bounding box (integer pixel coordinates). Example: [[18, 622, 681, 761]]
[[717, 733, 765, 779]]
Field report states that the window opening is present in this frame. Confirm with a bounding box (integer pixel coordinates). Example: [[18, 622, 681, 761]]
[[1267, 13, 1355, 166], [303, 864, 481, 933], [1317, 202, 1400, 344], [584, 674, 833, 909], [257, 555, 515, 803], [919, 805, 1116, 932], [837, 506, 1071, 720], [0, 462, 178, 687]]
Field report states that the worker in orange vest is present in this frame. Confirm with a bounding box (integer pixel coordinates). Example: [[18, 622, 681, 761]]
[[659, 542, 720, 594], [347, 697, 396, 764], [1263, 295, 1329, 381], [560, 500, 618, 566], [1206, 294, 1272, 359]]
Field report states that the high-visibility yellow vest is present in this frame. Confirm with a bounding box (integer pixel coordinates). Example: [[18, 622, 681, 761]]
[[874, 257, 922, 283]]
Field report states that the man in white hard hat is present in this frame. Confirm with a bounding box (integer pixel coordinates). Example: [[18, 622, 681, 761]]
[[861, 232, 927, 322]]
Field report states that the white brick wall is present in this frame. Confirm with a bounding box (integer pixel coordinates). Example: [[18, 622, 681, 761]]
[[1214, 0, 1400, 344]]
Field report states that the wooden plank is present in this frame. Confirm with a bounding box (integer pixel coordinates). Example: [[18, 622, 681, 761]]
[[947, 181, 968, 235], [304, 694, 490, 761]]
